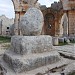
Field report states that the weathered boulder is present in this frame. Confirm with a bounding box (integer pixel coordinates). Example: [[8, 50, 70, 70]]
[[19, 7, 44, 36], [11, 35, 53, 55]]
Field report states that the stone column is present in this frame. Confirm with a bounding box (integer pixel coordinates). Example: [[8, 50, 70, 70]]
[[53, 37, 59, 45], [59, 19, 63, 37], [14, 13, 19, 35], [55, 18, 59, 36], [63, 13, 68, 36]]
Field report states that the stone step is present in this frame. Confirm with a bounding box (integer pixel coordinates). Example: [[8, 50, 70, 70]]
[[26, 58, 70, 75], [3, 51, 60, 73]]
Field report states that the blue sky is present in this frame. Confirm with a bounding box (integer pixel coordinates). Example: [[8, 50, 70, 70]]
[[0, 0, 59, 19]]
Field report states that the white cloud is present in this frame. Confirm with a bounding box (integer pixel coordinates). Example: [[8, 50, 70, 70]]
[[0, 0, 15, 19], [0, 4, 13, 9], [0, 4, 14, 13], [0, 8, 7, 12]]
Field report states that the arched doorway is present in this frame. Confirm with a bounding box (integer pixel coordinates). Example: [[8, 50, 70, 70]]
[[60, 13, 68, 36], [44, 13, 55, 36]]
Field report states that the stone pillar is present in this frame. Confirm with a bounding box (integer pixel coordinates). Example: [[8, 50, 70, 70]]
[[59, 19, 63, 37], [63, 21, 68, 36], [14, 13, 19, 35], [63, 13, 68, 36], [55, 18, 60, 36], [0, 20, 2, 35], [53, 37, 59, 45], [68, 10, 75, 36]]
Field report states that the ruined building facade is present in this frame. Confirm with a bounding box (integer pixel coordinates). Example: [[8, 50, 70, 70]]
[[12, 0, 29, 35], [12, 0, 75, 36], [41, 1, 63, 36], [61, 0, 75, 36]]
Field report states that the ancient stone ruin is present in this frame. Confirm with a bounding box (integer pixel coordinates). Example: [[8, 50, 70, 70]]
[[3, 0, 60, 74]]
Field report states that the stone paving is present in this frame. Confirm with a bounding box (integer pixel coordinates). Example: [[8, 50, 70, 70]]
[[53, 44, 75, 57]]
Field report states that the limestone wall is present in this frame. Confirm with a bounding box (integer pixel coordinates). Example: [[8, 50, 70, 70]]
[[0, 15, 14, 36], [62, 0, 75, 10]]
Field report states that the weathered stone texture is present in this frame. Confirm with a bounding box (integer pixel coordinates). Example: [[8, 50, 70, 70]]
[[11, 35, 52, 55], [68, 11, 75, 36], [3, 51, 60, 73], [24, 0, 40, 8], [62, 0, 75, 10], [19, 8, 44, 36], [58, 38, 64, 43]]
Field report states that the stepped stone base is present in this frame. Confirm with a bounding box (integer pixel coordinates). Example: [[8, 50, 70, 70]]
[[3, 51, 60, 73]]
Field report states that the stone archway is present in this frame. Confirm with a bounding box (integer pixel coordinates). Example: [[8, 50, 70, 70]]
[[12, 0, 29, 35], [12, 0, 40, 35], [59, 13, 68, 36], [11, 0, 63, 36], [44, 13, 55, 36]]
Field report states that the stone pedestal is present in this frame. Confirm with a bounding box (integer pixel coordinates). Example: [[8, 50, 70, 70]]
[[3, 35, 60, 73]]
